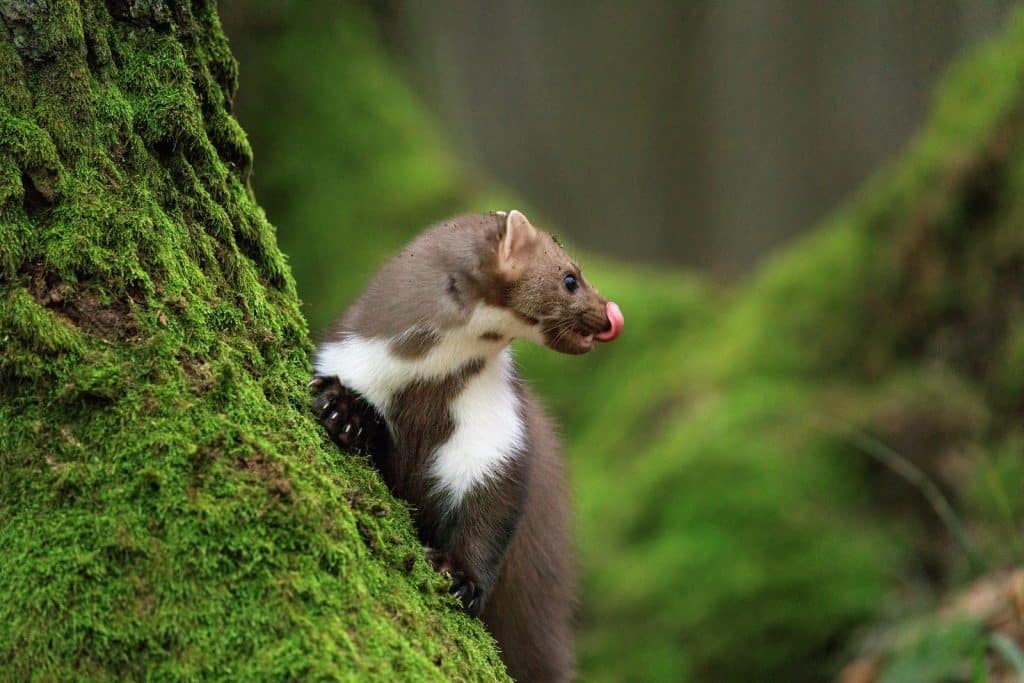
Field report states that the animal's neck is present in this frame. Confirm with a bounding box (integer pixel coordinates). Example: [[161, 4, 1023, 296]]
[[315, 304, 526, 413]]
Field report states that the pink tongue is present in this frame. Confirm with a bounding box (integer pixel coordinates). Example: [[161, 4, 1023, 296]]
[[595, 301, 624, 342]]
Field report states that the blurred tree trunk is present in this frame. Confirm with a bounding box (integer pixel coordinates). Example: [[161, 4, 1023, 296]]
[[0, 2, 505, 679], [393, 0, 1013, 275]]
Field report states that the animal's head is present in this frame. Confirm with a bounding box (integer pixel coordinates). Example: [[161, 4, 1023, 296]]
[[496, 210, 623, 355]]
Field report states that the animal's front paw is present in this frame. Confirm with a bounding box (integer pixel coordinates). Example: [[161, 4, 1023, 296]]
[[310, 376, 387, 455]]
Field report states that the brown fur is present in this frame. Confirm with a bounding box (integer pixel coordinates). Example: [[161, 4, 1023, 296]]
[[327, 213, 510, 345], [389, 325, 442, 358], [482, 387, 575, 682], [316, 211, 614, 681], [378, 356, 528, 593], [327, 212, 613, 353]]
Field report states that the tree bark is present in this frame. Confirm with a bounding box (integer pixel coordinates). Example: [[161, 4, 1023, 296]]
[[0, 2, 506, 679]]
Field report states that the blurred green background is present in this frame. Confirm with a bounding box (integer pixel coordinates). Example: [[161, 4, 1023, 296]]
[[221, 2, 1024, 681]]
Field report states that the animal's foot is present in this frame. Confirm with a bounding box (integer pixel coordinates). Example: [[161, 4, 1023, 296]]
[[424, 547, 483, 616], [450, 570, 482, 616], [310, 375, 387, 454]]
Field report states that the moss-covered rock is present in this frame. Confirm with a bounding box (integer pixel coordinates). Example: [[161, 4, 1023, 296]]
[[0, 3, 506, 680]]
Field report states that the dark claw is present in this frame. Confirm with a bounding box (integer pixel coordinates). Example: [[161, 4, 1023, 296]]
[[449, 571, 482, 617], [423, 548, 483, 615], [311, 375, 389, 455]]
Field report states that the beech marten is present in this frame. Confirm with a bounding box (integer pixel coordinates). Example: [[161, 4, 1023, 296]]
[[310, 210, 623, 682]]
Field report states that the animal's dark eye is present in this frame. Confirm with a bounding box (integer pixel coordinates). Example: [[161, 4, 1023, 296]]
[[563, 274, 578, 293]]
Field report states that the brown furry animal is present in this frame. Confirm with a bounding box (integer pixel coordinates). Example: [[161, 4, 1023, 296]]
[[312, 210, 623, 681]]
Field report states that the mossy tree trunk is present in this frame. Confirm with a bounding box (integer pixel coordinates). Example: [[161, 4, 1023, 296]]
[[0, 2, 506, 679]]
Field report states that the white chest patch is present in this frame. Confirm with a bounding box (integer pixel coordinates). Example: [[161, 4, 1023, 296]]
[[427, 350, 524, 507], [313, 304, 532, 507]]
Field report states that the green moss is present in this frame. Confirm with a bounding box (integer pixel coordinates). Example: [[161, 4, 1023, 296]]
[[570, 381, 898, 681], [205, 3, 1024, 681], [225, 0, 470, 334], [965, 431, 1024, 564], [878, 619, 986, 683], [0, 2, 506, 680], [522, 9, 1024, 681], [994, 317, 1024, 411]]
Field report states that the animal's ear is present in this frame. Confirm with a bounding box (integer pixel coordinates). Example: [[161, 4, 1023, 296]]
[[498, 210, 539, 267]]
